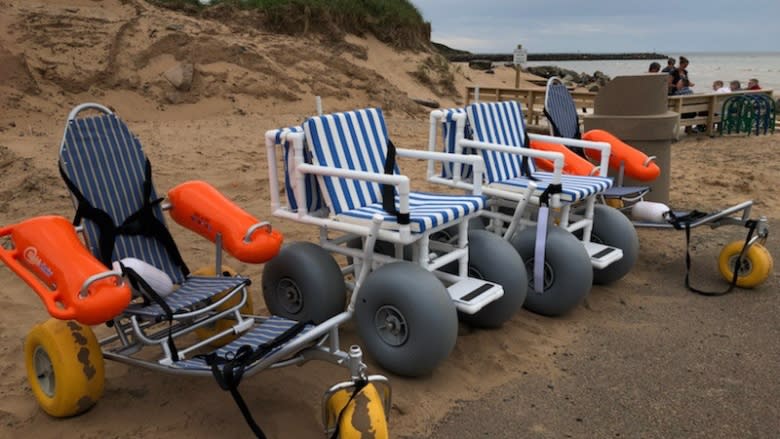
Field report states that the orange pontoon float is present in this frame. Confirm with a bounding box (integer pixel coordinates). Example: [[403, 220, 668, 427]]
[[530, 138, 597, 176], [0, 216, 131, 325], [582, 129, 660, 181], [168, 180, 283, 264]]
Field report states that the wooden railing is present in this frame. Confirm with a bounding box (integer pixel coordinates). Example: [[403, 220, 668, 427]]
[[666, 89, 774, 135], [465, 86, 596, 131], [465, 86, 775, 136]]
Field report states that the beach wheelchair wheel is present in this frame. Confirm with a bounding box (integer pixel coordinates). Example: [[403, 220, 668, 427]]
[[325, 381, 390, 439], [262, 242, 346, 323], [445, 229, 527, 328], [24, 319, 105, 417], [718, 241, 773, 288], [579, 204, 640, 284], [192, 265, 254, 347], [355, 262, 457, 377], [510, 226, 593, 316]]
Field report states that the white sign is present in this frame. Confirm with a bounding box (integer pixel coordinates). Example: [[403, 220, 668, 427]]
[[513, 46, 528, 66]]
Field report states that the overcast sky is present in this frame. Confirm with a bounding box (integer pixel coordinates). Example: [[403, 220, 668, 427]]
[[413, 0, 780, 53]]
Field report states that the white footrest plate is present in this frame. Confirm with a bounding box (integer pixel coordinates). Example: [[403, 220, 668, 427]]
[[447, 278, 504, 315], [583, 241, 623, 269]]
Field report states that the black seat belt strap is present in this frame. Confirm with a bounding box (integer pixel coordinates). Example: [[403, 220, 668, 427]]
[[59, 159, 190, 276], [121, 264, 179, 359], [201, 320, 310, 439], [381, 139, 410, 225]]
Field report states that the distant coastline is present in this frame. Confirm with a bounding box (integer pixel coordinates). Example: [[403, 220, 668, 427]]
[[432, 42, 667, 62], [443, 52, 668, 62]]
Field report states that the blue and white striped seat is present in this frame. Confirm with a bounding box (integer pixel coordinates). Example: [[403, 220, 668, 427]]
[[438, 108, 475, 181], [303, 108, 484, 233], [60, 111, 248, 320], [272, 126, 326, 214], [466, 101, 612, 203], [175, 316, 315, 370]]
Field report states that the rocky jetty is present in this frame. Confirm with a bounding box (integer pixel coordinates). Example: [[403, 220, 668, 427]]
[[525, 65, 612, 92]]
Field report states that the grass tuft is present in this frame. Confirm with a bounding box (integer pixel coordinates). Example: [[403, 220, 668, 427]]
[[151, 0, 431, 50]]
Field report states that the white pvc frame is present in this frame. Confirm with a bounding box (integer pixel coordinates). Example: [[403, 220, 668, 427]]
[[264, 125, 505, 314], [426, 109, 613, 244]]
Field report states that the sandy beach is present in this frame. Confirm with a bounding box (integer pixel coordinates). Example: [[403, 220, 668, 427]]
[[0, 1, 778, 438]]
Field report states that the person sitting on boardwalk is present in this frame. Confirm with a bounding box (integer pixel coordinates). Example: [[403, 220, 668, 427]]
[[648, 62, 661, 73], [747, 78, 761, 90], [674, 78, 694, 95], [712, 80, 731, 93], [662, 57, 676, 73], [729, 80, 742, 91], [668, 56, 694, 95]]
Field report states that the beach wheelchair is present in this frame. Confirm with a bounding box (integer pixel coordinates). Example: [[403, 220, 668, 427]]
[[428, 100, 640, 316], [0, 103, 390, 438], [264, 107, 527, 377], [543, 78, 773, 291]]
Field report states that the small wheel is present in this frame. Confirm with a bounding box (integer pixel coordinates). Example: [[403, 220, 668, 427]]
[[581, 204, 639, 284], [24, 319, 105, 417], [355, 262, 457, 377], [718, 241, 773, 288], [325, 383, 389, 439], [262, 242, 346, 323], [457, 230, 527, 328], [192, 265, 253, 346], [510, 226, 593, 316]]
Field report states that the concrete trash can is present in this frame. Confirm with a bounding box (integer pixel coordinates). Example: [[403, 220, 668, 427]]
[[583, 74, 679, 203]]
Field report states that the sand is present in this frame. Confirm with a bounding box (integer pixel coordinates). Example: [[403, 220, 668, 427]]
[[0, 1, 777, 438]]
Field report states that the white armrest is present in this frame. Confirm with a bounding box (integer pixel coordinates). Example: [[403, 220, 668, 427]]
[[287, 132, 411, 218], [397, 148, 486, 195], [459, 138, 564, 185]]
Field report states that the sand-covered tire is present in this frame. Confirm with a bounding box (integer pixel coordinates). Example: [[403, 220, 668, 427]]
[[355, 262, 457, 377], [457, 230, 527, 328], [582, 204, 640, 284], [510, 226, 592, 316], [24, 319, 105, 417], [326, 382, 389, 439], [192, 265, 253, 347], [262, 242, 346, 324], [718, 241, 773, 288]]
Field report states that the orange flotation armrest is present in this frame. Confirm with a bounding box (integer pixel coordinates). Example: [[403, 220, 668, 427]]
[[529, 139, 597, 176], [167, 180, 283, 264], [0, 216, 132, 325], [581, 129, 661, 182]]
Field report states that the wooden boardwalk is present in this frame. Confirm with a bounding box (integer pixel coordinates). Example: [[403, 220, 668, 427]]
[[465, 86, 775, 137]]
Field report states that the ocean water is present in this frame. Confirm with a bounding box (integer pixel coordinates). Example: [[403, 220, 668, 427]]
[[526, 52, 780, 93]]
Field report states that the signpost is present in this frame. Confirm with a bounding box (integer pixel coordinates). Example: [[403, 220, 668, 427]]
[[513, 44, 528, 89]]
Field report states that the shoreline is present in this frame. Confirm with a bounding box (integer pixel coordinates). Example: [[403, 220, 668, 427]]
[[441, 52, 668, 62]]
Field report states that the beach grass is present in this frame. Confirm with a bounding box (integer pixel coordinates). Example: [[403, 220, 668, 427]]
[[152, 0, 431, 49]]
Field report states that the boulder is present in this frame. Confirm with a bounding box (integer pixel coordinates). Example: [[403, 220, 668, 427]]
[[163, 62, 194, 91], [468, 60, 493, 70]]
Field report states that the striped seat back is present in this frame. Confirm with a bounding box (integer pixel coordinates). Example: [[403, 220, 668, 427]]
[[438, 108, 474, 180], [303, 108, 397, 215], [466, 101, 533, 183], [273, 127, 324, 213], [545, 82, 581, 138], [59, 114, 185, 284]]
